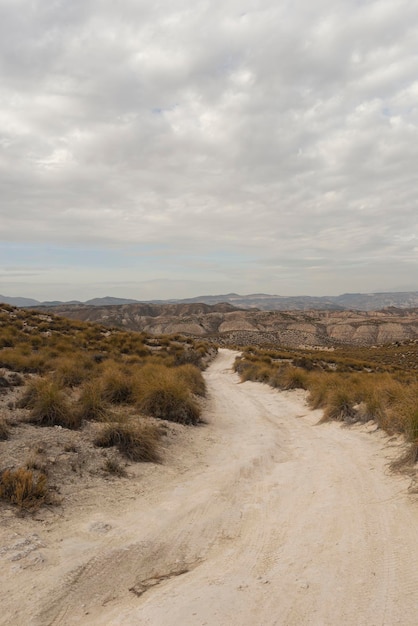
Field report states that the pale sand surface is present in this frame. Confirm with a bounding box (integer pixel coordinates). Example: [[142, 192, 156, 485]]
[[1, 349, 418, 625]]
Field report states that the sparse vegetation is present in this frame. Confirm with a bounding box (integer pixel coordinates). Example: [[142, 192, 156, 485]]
[[234, 345, 418, 453], [95, 420, 161, 462], [100, 362, 136, 404], [53, 355, 93, 387], [25, 450, 48, 473], [102, 456, 127, 476], [27, 378, 80, 429], [175, 364, 207, 397], [0, 467, 48, 509], [0, 304, 214, 510], [0, 418, 10, 440], [77, 380, 110, 421], [137, 364, 202, 425]]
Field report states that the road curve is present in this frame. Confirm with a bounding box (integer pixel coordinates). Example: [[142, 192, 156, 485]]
[[31, 349, 418, 625]]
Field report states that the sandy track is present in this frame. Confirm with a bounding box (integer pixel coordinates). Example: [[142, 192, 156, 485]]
[[2, 349, 418, 625]]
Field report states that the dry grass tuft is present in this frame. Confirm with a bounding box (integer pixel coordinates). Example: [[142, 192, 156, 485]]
[[176, 364, 207, 397], [0, 467, 48, 509], [102, 457, 127, 476], [26, 378, 80, 429], [138, 377, 200, 425], [279, 366, 309, 390], [389, 383, 418, 440], [135, 363, 202, 425], [0, 418, 10, 440], [100, 363, 136, 404], [77, 380, 109, 421], [321, 387, 357, 423], [95, 420, 161, 462], [390, 441, 418, 471], [53, 356, 92, 387]]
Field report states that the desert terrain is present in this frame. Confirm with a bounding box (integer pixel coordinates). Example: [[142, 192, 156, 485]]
[[1, 349, 418, 625], [35, 302, 418, 348]]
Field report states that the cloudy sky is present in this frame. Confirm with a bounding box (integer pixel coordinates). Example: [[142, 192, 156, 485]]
[[1, 0, 418, 301]]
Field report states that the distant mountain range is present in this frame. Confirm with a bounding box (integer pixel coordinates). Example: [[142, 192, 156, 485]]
[[0, 295, 142, 308], [1, 291, 418, 311]]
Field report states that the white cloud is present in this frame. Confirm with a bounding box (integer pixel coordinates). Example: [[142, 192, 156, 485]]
[[1, 0, 418, 298]]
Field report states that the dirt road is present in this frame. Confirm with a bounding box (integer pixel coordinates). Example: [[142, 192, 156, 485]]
[[2, 349, 418, 625]]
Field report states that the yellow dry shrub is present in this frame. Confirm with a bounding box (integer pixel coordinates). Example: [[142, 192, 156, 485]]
[[136, 363, 201, 425], [100, 362, 136, 404], [0, 468, 48, 509], [53, 355, 93, 387], [94, 419, 161, 462], [77, 380, 109, 421], [0, 418, 10, 440], [24, 378, 81, 429], [176, 364, 207, 397]]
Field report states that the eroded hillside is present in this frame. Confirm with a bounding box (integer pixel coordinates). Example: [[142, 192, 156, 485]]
[[34, 303, 418, 347]]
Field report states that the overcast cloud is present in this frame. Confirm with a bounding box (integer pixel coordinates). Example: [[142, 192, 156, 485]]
[[1, 0, 418, 300]]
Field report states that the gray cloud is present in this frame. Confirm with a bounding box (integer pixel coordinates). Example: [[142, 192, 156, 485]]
[[1, 0, 418, 298]]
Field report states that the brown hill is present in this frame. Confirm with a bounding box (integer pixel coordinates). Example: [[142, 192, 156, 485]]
[[34, 303, 418, 348]]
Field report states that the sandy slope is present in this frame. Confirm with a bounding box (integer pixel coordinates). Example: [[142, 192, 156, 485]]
[[2, 349, 418, 625]]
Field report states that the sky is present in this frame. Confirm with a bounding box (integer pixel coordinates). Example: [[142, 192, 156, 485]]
[[1, 0, 418, 301]]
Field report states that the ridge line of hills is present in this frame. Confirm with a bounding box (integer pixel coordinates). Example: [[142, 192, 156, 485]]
[[2, 296, 418, 347], [2, 290, 418, 312]]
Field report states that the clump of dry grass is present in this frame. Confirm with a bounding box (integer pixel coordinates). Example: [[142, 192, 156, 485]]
[[94, 420, 161, 462], [0, 347, 46, 373], [17, 379, 41, 409], [136, 364, 201, 425], [24, 378, 80, 429], [53, 355, 93, 387], [236, 357, 308, 391], [237, 360, 272, 384], [306, 372, 336, 409], [25, 450, 48, 473], [102, 457, 127, 476], [77, 380, 109, 421], [176, 364, 207, 397], [100, 363, 136, 404], [0, 418, 10, 440], [389, 382, 418, 440], [320, 387, 357, 423], [139, 382, 201, 424], [172, 347, 203, 367], [390, 442, 418, 471], [0, 467, 48, 509], [279, 366, 309, 390]]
